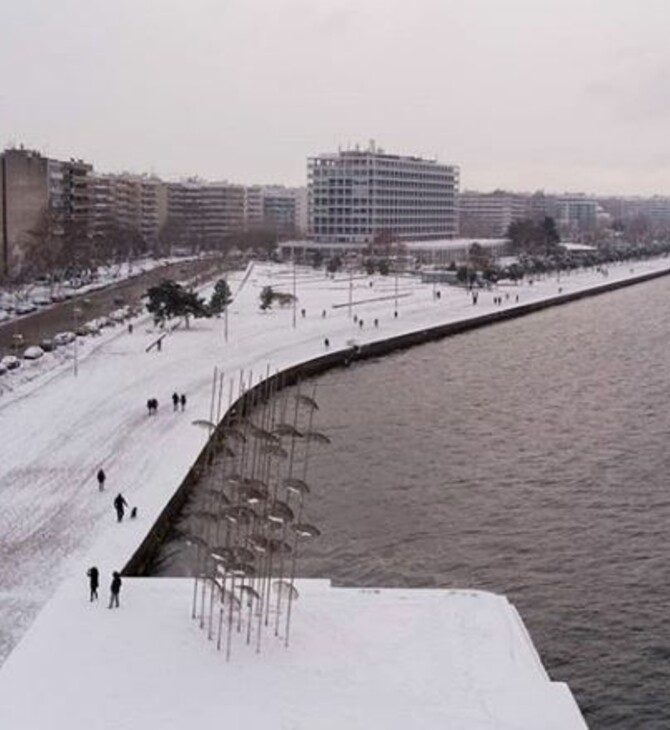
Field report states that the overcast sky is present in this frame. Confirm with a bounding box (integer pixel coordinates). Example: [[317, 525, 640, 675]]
[[1, 0, 669, 195]]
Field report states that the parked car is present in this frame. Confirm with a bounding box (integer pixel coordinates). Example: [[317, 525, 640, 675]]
[[31, 296, 51, 307], [53, 331, 76, 346], [84, 321, 101, 335], [1, 355, 21, 370], [40, 339, 55, 352], [15, 302, 37, 315], [23, 346, 44, 360]]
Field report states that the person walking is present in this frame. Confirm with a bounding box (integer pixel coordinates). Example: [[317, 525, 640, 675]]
[[108, 571, 122, 609], [172, 392, 179, 412], [180, 394, 186, 412], [96, 468, 106, 492], [87, 566, 99, 602], [113, 493, 128, 523]]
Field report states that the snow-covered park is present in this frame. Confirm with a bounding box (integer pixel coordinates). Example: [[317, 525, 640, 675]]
[[1, 257, 668, 727]]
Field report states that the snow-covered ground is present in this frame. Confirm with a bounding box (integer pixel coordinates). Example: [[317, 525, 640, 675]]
[[0, 578, 587, 729], [0, 257, 668, 726]]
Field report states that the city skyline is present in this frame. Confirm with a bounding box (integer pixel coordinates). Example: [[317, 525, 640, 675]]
[[1, 0, 669, 195]]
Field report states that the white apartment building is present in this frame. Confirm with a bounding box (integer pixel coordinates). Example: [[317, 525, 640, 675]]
[[459, 190, 527, 237], [90, 174, 168, 247], [308, 144, 459, 243]]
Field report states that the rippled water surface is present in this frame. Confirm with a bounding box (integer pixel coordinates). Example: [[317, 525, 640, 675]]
[[155, 277, 670, 729]]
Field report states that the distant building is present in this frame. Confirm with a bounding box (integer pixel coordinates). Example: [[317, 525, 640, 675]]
[[244, 185, 306, 235], [308, 143, 459, 243], [597, 196, 670, 232], [0, 147, 92, 277], [166, 180, 245, 250], [458, 190, 527, 237], [554, 196, 598, 235], [90, 173, 168, 249]]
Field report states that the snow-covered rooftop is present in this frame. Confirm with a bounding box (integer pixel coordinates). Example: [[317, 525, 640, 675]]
[[0, 578, 586, 729]]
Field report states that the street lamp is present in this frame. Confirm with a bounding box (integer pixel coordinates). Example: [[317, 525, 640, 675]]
[[72, 306, 82, 377]]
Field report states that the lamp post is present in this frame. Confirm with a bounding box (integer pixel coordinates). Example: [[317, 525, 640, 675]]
[[73, 306, 82, 377], [12, 333, 23, 358]]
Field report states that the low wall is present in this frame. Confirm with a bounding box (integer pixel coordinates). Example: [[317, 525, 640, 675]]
[[123, 265, 670, 576]]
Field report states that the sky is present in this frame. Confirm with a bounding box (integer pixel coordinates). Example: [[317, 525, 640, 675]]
[[1, 0, 669, 195]]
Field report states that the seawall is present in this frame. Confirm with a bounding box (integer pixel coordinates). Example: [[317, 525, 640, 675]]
[[123, 264, 670, 576]]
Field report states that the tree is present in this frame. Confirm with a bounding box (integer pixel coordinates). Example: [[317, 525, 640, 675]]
[[468, 242, 490, 271], [146, 279, 208, 327], [209, 278, 232, 316], [326, 256, 342, 273], [259, 285, 274, 310]]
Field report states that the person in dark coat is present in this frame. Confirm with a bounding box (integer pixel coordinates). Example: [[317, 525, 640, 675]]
[[180, 394, 186, 412], [87, 566, 99, 601], [108, 571, 122, 608], [114, 493, 128, 522], [172, 392, 179, 411], [97, 468, 106, 492]]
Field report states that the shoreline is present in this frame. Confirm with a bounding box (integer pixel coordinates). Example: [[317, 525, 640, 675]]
[[124, 261, 670, 577]]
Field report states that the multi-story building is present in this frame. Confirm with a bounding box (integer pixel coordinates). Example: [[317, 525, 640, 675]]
[[0, 147, 92, 277], [458, 190, 527, 237], [90, 174, 168, 251], [308, 143, 459, 243], [244, 185, 307, 235], [597, 196, 670, 231], [166, 180, 245, 249]]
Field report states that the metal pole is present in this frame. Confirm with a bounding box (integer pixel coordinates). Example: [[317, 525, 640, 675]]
[[292, 247, 297, 329], [73, 306, 82, 377]]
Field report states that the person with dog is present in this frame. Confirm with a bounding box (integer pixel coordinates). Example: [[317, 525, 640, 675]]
[[113, 493, 128, 522]]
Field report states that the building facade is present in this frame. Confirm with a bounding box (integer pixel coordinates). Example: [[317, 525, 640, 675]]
[[0, 147, 92, 277], [458, 190, 527, 237], [308, 145, 459, 243], [90, 174, 168, 252], [166, 180, 245, 250], [244, 185, 307, 235]]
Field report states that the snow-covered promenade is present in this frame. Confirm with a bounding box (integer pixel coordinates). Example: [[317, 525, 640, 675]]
[[0, 257, 668, 728]]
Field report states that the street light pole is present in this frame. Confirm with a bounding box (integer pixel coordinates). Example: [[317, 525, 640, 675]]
[[73, 306, 82, 377]]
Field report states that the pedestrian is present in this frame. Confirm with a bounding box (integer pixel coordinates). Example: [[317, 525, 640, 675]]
[[114, 493, 128, 522], [322, 309, 327, 318], [324, 337, 330, 349], [157, 338, 162, 352], [374, 318, 379, 328], [108, 571, 122, 609], [359, 319, 363, 328], [87, 566, 99, 602], [353, 314, 358, 324], [172, 392, 179, 412], [180, 394, 186, 412], [128, 322, 133, 334], [301, 308, 306, 318], [146, 399, 152, 416], [97, 468, 106, 492]]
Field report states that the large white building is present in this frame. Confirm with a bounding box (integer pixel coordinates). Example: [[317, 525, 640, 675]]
[[308, 144, 459, 243]]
